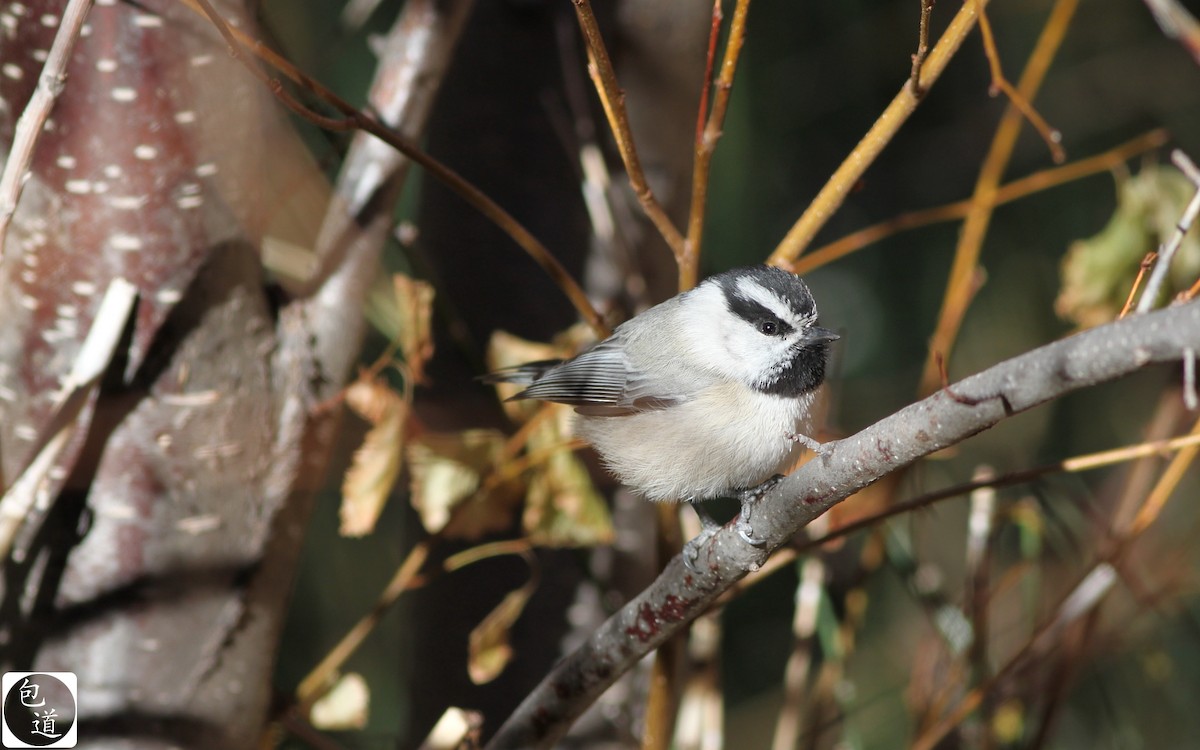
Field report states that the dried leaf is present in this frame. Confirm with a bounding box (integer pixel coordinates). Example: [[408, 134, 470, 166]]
[[524, 408, 612, 547], [341, 377, 408, 536], [467, 570, 538, 684], [365, 273, 436, 382], [418, 707, 482, 750], [486, 329, 613, 546], [309, 672, 369, 730], [1058, 164, 1200, 327], [406, 430, 523, 539]]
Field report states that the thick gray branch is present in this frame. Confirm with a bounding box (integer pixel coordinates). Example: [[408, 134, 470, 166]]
[[486, 299, 1200, 749]]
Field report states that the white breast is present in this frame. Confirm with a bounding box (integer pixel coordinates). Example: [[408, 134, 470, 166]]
[[575, 382, 813, 502]]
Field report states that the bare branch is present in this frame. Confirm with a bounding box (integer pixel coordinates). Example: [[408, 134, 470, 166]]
[[0, 0, 93, 259], [570, 0, 687, 261], [485, 299, 1200, 749], [909, 0, 935, 95]]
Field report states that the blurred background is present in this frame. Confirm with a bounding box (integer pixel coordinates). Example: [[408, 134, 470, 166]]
[[258, 0, 1200, 747]]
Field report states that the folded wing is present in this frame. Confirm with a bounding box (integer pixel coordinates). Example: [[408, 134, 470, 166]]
[[487, 341, 681, 416]]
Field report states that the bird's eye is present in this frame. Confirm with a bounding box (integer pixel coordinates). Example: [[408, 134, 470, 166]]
[[757, 320, 778, 336]]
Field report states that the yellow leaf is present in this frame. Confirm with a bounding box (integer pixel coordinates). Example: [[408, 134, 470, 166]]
[[340, 377, 408, 537], [1058, 165, 1200, 327], [523, 412, 613, 547], [406, 430, 524, 539], [468, 569, 538, 684], [309, 673, 369, 730], [419, 707, 481, 749], [364, 273, 436, 382], [486, 329, 613, 546]]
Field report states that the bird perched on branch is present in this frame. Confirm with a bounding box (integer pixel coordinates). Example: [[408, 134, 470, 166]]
[[485, 265, 838, 562]]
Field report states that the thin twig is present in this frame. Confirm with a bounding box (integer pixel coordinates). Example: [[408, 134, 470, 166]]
[[770, 557, 825, 750], [0, 279, 137, 559], [642, 633, 684, 750], [917, 0, 1080, 395], [682, 0, 751, 291], [295, 540, 432, 709], [1143, 0, 1200, 66], [674, 615, 724, 749], [909, 0, 936, 95], [1126, 415, 1200, 537], [767, 0, 992, 267], [916, 406, 1200, 749], [1119, 252, 1158, 318], [917, 407, 1200, 747], [910, 562, 1118, 750], [292, 0, 475, 300], [695, 1, 723, 145], [1184, 348, 1198, 410], [182, 0, 609, 338], [789, 129, 1167, 276], [0, 0, 95, 260], [570, 0, 687, 261], [792, 427, 1200, 549], [976, 4, 1065, 163], [1186, 275, 1200, 302], [964, 468, 997, 747], [1135, 150, 1200, 313]]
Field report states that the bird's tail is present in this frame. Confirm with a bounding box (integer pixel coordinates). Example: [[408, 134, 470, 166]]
[[478, 359, 564, 386]]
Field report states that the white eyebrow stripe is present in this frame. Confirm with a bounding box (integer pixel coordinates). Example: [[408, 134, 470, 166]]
[[734, 276, 803, 325]]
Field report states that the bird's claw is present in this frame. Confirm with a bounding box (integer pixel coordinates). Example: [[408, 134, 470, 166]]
[[683, 526, 717, 571], [684, 499, 724, 571], [735, 516, 766, 546], [734, 474, 784, 548]]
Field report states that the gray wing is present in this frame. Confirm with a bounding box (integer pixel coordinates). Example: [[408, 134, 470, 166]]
[[504, 339, 681, 416]]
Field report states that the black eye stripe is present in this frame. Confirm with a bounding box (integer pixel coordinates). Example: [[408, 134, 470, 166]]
[[723, 292, 795, 336]]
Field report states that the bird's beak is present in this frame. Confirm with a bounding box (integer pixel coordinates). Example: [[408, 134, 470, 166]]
[[804, 326, 840, 344]]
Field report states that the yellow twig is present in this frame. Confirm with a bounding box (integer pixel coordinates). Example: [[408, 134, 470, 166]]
[[1127, 415, 1200, 536], [788, 129, 1167, 276], [976, 4, 1065, 163], [1118, 252, 1158, 318], [570, 0, 687, 261], [444, 539, 535, 572], [917, 0, 1080, 396], [295, 540, 431, 708], [767, 0, 992, 268], [683, 0, 752, 291]]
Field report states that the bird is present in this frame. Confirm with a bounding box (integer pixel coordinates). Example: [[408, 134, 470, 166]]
[[484, 265, 838, 561]]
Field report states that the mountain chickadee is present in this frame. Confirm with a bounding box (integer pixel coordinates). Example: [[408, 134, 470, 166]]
[[485, 265, 838, 559]]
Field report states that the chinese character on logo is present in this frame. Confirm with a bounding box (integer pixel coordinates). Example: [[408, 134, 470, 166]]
[[31, 708, 64, 740], [18, 677, 45, 708], [3, 671, 77, 747]]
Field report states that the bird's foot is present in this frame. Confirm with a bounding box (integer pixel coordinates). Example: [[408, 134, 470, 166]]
[[734, 474, 785, 547], [683, 499, 723, 571]]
